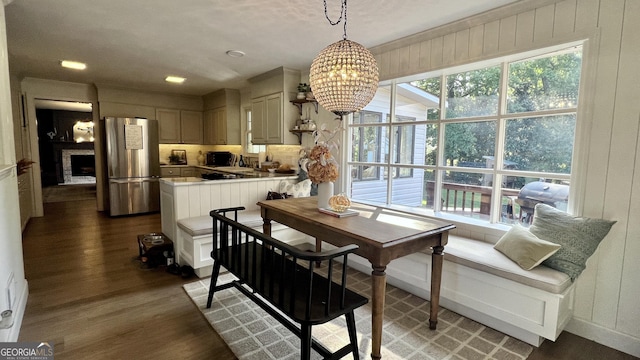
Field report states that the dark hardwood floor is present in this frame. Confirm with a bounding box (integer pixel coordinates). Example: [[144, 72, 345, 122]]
[[18, 198, 637, 359], [19, 199, 236, 359]]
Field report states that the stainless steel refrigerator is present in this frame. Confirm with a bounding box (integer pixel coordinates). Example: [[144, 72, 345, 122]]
[[105, 117, 160, 216]]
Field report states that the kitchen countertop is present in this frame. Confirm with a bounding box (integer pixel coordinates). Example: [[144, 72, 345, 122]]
[[160, 171, 297, 186]]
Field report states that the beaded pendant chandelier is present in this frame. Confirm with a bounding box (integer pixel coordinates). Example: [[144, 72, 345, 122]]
[[310, 0, 379, 117]]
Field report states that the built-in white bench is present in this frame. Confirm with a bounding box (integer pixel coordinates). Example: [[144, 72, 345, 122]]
[[174, 187, 575, 347], [176, 210, 310, 277], [342, 234, 575, 347]]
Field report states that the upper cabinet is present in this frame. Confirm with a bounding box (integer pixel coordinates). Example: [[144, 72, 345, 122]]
[[202, 89, 241, 145], [248, 67, 300, 145], [157, 108, 203, 144], [251, 93, 283, 144]]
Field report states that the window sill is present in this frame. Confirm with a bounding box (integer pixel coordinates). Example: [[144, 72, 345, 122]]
[[352, 199, 511, 241]]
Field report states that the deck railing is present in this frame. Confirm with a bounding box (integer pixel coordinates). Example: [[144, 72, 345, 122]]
[[427, 181, 520, 217]]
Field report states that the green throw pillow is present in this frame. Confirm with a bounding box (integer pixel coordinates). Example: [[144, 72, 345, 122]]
[[494, 224, 561, 270], [529, 203, 616, 281]]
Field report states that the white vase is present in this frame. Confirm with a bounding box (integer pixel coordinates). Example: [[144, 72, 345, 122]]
[[317, 182, 334, 209]]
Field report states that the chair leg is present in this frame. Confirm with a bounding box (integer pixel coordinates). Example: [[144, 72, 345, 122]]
[[300, 323, 312, 360], [206, 261, 221, 308], [345, 311, 360, 360]]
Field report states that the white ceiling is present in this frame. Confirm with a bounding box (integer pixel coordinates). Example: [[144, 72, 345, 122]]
[[5, 0, 521, 96]]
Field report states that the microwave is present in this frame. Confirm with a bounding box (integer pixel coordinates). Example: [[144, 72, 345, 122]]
[[206, 151, 232, 167]]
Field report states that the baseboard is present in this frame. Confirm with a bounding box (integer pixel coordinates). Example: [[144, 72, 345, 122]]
[[565, 317, 640, 357], [0, 279, 28, 342]]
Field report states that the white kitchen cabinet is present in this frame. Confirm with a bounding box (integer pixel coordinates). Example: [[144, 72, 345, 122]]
[[202, 89, 240, 145], [157, 108, 203, 144], [204, 107, 231, 145], [180, 110, 203, 144], [248, 66, 299, 144], [251, 92, 284, 144]]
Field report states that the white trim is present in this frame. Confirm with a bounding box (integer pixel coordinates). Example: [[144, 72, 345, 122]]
[[0, 279, 27, 342], [566, 317, 640, 358], [0, 164, 14, 180]]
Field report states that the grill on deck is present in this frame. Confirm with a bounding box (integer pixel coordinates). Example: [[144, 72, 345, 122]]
[[516, 181, 569, 219]]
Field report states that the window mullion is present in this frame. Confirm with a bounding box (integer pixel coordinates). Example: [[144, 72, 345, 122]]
[[387, 82, 397, 205], [489, 61, 510, 223], [433, 73, 447, 212]]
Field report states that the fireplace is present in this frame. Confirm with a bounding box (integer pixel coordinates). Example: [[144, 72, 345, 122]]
[[71, 155, 96, 176], [61, 149, 96, 184]]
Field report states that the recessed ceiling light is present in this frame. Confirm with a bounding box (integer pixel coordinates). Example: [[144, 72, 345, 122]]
[[226, 50, 245, 58], [165, 76, 186, 84], [60, 60, 87, 70]]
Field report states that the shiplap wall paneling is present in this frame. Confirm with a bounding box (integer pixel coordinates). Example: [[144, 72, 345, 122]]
[[468, 25, 484, 59], [498, 15, 517, 52], [442, 33, 456, 65], [430, 37, 444, 69], [398, 46, 411, 75], [409, 43, 421, 75], [198, 185, 212, 215], [573, 0, 623, 322], [455, 29, 470, 62], [553, 0, 577, 37], [620, 117, 640, 337], [388, 48, 400, 77], [533, 4, 555, 42], [516, 10, 536, 48], [574, 0, 599, 33], [187, 185, 203, 216], [596, 0, 640, 334], [419, 40, 432, 69], [375, 52, 390, 81], [483, 20, 501, 55]]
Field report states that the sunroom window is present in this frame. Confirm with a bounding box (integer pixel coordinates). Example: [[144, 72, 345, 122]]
[[347, 45, 583, 225]]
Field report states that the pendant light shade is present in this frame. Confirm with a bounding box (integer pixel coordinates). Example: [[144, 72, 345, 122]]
[[310, 39, 379, 116]]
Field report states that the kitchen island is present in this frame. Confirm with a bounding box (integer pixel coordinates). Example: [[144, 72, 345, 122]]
[[160, 172, 305, 274]]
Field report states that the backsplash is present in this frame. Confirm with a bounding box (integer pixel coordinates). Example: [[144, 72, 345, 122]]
[[159, 144, 242, 165], [158, 144, 301, 168]]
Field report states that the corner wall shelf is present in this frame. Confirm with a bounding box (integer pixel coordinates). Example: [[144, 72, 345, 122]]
[[290, 99, 318, 115], [289, 129, 315, 144]]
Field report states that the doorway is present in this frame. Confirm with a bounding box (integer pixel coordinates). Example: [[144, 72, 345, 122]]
[[34, 99, 96, 203]]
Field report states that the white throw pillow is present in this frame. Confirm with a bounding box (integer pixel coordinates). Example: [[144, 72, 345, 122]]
[[278, 179, 312, 198], [494, 224, 561, 271]]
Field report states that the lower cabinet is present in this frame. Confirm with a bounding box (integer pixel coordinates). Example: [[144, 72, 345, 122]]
[[161, 166, 196, 178]]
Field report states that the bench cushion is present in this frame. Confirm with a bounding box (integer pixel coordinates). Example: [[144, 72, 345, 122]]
[[177, 210, 285, 237], [440, 235, 572, 294]]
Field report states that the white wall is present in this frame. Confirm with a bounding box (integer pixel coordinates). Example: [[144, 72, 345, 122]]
[[0, 4, 28, 342], [368, 0, 640, 355]]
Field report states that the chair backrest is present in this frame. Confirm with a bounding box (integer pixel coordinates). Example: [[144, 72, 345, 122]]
[[210, 207, 361, 323]]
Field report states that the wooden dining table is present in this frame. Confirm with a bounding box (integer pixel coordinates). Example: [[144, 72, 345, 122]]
[[257, 197, 456, 360]]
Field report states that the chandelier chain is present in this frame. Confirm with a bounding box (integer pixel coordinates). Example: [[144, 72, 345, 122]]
[[323, 0, 348, 40]]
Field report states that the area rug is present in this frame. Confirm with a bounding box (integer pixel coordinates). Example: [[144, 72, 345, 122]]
[[184, 263, 533, 360]]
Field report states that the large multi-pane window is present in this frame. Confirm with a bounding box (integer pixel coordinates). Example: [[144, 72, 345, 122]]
[[348, 46, 582, 225]]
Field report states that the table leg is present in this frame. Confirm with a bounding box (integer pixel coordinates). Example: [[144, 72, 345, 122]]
[[315, 238, 322, 267], [429, 245, 444, 329], [371, 265, 386, 360], [262, 216, 272, 236]]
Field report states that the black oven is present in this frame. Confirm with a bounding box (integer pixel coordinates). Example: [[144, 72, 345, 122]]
[[206, 151, 232, 167]]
